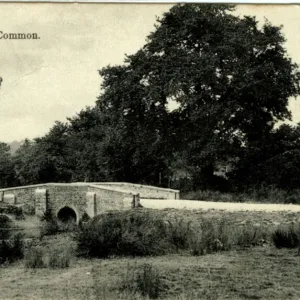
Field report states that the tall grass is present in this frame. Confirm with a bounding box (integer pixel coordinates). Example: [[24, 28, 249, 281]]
[[120, 263, 166, 299], [75, 210, 271, 258], [47, 245, 71, 268], [24, 243, 72, 269], [24, 246, 45, 268], [272, 224, 300, 248], [233, 225, 268, 248]]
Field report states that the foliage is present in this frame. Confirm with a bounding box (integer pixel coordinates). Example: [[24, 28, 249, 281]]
[[40, 209, 76, 237], [47, 246, 71, 268], [39, 209, 60, 237], [231, 124, 300, 190], [118, 4, 300, 189], [0, 205, 24, 220], [24, 243, 72, 269], [75, 209, 273, 259], [233, 225, 268, 248], [0, 214, 12, 240], [1, 4, 300, 192], [40, 219, 60, 237], [0, 233, 24, 265], [189, 217, 232, 255], [24, 246, 46, 268], [166, 217, 193, 251], [181, 187, 300, 204], [76, 210, 171, 258], [0, 142, 15, 188], [272, 224, 300, 248]]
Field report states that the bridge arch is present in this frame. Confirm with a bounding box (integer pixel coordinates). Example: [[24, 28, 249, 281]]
[[57, 206, 77, 224]]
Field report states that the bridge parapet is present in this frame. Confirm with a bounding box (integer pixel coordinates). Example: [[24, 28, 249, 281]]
[[84, 182, 180, 199]]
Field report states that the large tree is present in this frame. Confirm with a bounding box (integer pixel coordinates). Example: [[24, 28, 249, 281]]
[[96, 64, 173, 185], [97, 4, 299, 188], [231, 123, 300, 190]]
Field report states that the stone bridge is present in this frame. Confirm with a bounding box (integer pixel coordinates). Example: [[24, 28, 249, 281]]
[[0, 182, 180, 223]]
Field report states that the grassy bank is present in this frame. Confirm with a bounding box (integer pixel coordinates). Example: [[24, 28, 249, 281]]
[[2, 208, 300, 299], [1, 246, 300, 300]]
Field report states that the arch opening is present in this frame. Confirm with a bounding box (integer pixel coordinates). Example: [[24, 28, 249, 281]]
[[57, 206, 77, 224]]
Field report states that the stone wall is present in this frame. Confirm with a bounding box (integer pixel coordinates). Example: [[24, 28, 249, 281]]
[[0, 184, 43, 214], [88, 185, 135, 213]]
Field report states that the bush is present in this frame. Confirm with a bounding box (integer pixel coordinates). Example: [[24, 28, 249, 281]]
[[233, 225, 268, 248], [76, 210, 273, 258], [0, 233, 24, 264], [189, 217, 233, 256], [40, 219, 60, 237], [0, 205, 24, 219], [232, 225, 269, 248], [47, 246, 71, 268], [39, 209, 60, 237], [166, 217, 193, 251], [272, 224, 300, 248], [24, 246, 46, 268], [121, 263, 165, 299], [76, 210, 171, 258], [24, 244, 72, 269], [0, 214, 12, 240]]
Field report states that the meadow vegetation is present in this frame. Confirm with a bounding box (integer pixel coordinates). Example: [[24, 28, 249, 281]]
[[2, 208, 300, 299], [182, 187, 300, 204]]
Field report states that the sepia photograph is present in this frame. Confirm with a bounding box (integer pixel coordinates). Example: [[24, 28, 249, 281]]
[[1, 2, 300, 299]]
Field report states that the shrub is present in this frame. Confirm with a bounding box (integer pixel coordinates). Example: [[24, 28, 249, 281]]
[[233, 225, 268, 248], [39, 209, 60, 237], [0, 205, 24, 219], [0, 233, 24, 264], [24, 246, 46, 268], [121, 263, 165, 299], [188, 233, 207, 256], [76, 210, 171, 258], [166, 217, 193, 251], [24, 244, 72, 269], [40, 219, 60, 237], [76, 210, 273, 258], [272, 224, 300, 248], [189, 217, 232, 255], [57, 220, 77, 233], [0, 214, 12, 240], [47, 246, 71, 268]]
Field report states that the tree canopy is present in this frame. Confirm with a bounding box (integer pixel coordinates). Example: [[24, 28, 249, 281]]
[[1, 4, 300, 192], [96, 4, 300, 188]]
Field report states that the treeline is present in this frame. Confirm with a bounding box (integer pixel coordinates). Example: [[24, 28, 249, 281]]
[[1, 4, 300, 193]]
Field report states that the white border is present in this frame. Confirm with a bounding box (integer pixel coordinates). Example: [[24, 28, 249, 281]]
[[0, 0, 298, 3]]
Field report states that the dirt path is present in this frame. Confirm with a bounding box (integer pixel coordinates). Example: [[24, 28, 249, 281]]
[[140, 199, 300, 212]]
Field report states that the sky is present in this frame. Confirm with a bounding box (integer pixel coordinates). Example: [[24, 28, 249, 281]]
[[0, 3, 300, 143]]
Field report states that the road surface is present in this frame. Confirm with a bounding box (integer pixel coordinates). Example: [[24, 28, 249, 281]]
[[140, 199, 300, 212]]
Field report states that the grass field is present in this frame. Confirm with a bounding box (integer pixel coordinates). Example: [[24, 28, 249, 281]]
[[1, 208, 300, 300]]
